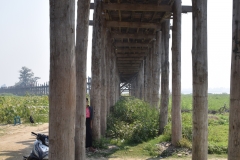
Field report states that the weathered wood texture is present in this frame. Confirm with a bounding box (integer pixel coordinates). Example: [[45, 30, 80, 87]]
[[152, 31, 161, 109], [171, 0, 182, 146], [101, 28, 107, 136], [159, 20, 170, 134], [228, 1, 240, 160], [144, 57, 148, 101], [146, 49, 153, 104], [110, 47, 116, 108], [75, 0, 90, 159], [106, 31, 111, 115], [49, 0, 76, 159], [192, 0, 208, 159], [91, 0, 102, 140], [139, 63, 144, 99]]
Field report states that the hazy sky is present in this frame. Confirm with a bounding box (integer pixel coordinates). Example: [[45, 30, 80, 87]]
[[0, 0, 232, 93]]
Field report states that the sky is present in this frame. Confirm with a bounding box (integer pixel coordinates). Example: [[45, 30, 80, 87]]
[[0, 0, 232, 93]]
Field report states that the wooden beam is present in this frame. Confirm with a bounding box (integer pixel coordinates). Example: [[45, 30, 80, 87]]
[[103, 3, 172, 12], [117, 64, 140, 67], [116, 53, 147, 57], [115, 42, 151, 48], [90, 3, 192, 13], [115, 48, 148, 53], [182, 6, 192, 13], [111, 33, 155, 39], [106, 21, 161, 29], [117, 57, 144, 61], [117, 60, 142, 63]]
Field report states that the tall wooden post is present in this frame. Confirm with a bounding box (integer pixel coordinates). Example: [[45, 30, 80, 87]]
[[152, 31, 161, 109], [228, 1, 240, 159], [159, 20, 170, 134], [91, 0, 102, 140], [49, 0, 76, 159], [106, 31, 111, 115], [147, 48, 153, 104], [75, 0, 90, 158], [101, 28, 107, 136], [171, 0, 182, 146], [144, 57, 148, 101], [192, 0, 208, 159], [139, 62, 144, 100], [110, 46, 116, 109]]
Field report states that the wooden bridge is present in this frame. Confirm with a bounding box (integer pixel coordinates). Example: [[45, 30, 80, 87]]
[[49, 0, 240, 160]]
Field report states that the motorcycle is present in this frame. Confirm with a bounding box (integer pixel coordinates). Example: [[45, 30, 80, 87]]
[[23, 132, 49, 160]]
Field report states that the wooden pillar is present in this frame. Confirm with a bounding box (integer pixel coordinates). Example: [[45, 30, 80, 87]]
[[106, 30, 111, 115], [75, 0, 90, 158], [90, 0, 102, 140], [171, 0, 182, 146], [228, 1, 240, 159], [159, 20, 170, 134], [192, 0, 208, 159], [110, 46, 116, 109], [139, 62, 144, 100], [49, 0, 76, 159], [152, 31, 161, 109], [146, 48, 153, 104], [101, 28, 107, 136], [144, 57, 148, 101]]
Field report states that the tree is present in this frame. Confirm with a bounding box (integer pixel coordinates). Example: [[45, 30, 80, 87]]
[[15, 66, 40, 87]]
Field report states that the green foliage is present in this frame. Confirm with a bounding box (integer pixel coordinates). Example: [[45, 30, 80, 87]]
[[177, 138, 192, 149], [107, 97, 159, 143], [0, 95, 49, 124], [93, 137, 110, 149]]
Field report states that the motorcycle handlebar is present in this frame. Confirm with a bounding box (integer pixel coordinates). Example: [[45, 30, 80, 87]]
[[31, 132, 38, 136]]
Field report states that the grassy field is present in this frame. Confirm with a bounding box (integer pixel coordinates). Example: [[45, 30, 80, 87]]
[[0, 94, 230, 159]]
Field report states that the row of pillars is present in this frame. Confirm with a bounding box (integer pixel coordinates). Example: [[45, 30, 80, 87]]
[[48, 0, 240, 160]]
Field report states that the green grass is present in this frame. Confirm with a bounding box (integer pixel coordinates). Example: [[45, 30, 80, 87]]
[[104, 95, 230, 158], [1, 94, 230, 158]]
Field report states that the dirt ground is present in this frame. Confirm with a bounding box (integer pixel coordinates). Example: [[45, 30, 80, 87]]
[[0, 123, 227, 160]]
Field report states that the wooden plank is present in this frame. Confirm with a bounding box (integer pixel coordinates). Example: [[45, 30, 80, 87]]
[[117, 57, 144, 60], [103, 3, 172, 12], [115, 42, 151, 48], [116, 48, 148, 53], [117, 60, 142, 63], [111, 33, 155, 39], [106, 21, 161, 29], [182, 6, 192, 13], [118, 63, 141, 66], [116, 53, 147, 57]]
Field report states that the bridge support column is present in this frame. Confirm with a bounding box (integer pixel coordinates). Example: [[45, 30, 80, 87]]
[[171, 0, 182, 146], [159, 20, 170, 134], [228, 1, 240, 159], [49, 0, 76, 159], [192, 0, 208, 159], [146, 48, 153, 105], [110, 46, 116, 109], [101, 28, 107, 136], [152, 31, 161, 109], [75, 0, 91, 158], [144, 57, 148, 101], [91, 0, 102, 140]]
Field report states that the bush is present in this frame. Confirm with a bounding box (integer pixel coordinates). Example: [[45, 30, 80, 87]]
[[107, 97, 159, 143], [0, 95, 49, 124]]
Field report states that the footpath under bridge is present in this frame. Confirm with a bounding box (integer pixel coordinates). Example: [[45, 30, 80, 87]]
[[49, 0, 240, 160]]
